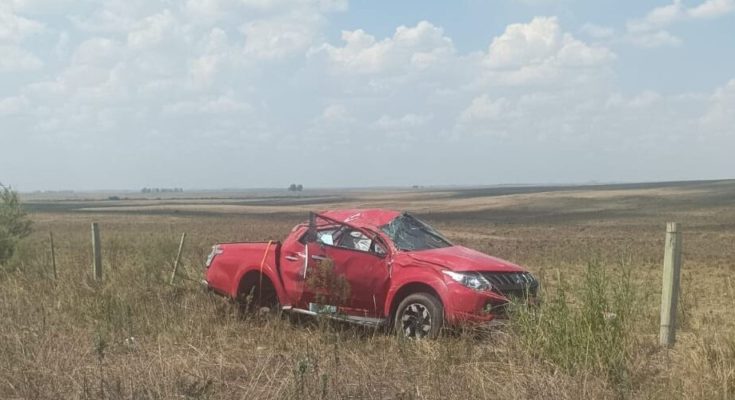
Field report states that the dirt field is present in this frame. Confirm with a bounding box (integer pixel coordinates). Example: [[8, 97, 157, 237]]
[[2, 180, 734, 399]]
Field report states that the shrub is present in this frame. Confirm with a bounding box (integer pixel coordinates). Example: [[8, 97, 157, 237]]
[[0, 183, 33, 265], [510, 261, 640, 389]]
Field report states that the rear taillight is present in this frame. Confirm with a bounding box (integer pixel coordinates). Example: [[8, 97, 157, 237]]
[[205, 245, 223, 268]]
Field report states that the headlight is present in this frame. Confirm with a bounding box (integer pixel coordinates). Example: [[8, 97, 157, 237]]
[[442, 270, 492, 291]]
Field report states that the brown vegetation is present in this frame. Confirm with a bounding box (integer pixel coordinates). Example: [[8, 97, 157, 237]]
[[1, 180, 734, 399]]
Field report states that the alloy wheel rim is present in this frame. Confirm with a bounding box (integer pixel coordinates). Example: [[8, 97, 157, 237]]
[[400, 303, 432, 338]]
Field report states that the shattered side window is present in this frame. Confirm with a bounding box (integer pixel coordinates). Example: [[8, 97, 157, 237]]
[[336, 229, 372, 252], [380, 214, 452, 251], [298, 219, 341, 245], [317, 229, 336, 245]]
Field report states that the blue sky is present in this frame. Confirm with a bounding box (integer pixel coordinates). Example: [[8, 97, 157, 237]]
[[1, 0, 734, 190]]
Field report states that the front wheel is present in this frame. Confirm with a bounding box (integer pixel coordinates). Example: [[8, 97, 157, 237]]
[[394, 293, 444, 339]]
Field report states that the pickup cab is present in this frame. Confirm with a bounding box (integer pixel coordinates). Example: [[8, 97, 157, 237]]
[[204, 209, 538, 338]]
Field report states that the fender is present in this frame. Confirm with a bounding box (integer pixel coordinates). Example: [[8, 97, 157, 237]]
[[230, 262, 290, 306], [383, 266, 450, 318]]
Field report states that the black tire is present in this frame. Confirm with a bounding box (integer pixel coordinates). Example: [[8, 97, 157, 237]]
[[394, 293, 444, 339], [237, 280, 279, 314]]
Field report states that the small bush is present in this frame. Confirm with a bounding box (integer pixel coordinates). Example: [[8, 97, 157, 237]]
[[305, 258, 351, 308], [0, 183, 33, 265]]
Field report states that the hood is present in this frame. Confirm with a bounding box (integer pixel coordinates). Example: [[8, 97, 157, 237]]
[[404, 245, 526, 273]]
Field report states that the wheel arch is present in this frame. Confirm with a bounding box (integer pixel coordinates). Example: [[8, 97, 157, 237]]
[[386, 281, 445, 322], [232, 266, 281, 300], [232, 268, 281, 308], [236, 269, 273, 293]]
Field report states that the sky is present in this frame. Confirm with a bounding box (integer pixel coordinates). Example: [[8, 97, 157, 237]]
[[1, 0, 734, 191]]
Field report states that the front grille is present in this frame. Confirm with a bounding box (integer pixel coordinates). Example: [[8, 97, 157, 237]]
[[480, 271, 538, 299]]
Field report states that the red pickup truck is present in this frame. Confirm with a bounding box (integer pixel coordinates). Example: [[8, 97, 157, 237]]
[[204, 209, 538, 338]]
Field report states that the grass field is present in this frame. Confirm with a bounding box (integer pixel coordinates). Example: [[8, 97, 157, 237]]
[[2, 180, 734, 399]]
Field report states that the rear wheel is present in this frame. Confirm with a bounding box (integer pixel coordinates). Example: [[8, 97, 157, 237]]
[[394, 293, 443, 339], [237, 275, 279, 314]]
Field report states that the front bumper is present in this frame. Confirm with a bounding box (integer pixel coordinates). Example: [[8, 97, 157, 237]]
[[443, 281, 537, 325]]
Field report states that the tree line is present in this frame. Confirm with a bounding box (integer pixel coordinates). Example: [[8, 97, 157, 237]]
[[141, 188, 184, 193]]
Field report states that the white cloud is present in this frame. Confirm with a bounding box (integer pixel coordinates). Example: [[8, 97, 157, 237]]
[[0, 95, 29, 115], [481, 17, 615, 86], [627, 0, 735, 47], [689, 0, 735, 18], [0, 4, 44, 72], [487, 17, 615, 68], [72, 37, 122, 66], [8, 0, 81, 13], [187, 27, 240, 87], [459, 95, 510, 124], [0, 4, 44, 43], [486, 17, 560, 68], [319, 104, 350, 123], [70, 4, 138, 34], [605, 91, 662, 109], [127, 9, 179, 50], [316, 17, 614, 90], [448, 83, 719, 164], [315, 21, 454, 74], [242, 12, 320, 60], [0, 45, 43, 71], [643, 1, 685, 28], [629, 30, 682, 48], [372, 113, 433, 142], [700, 79, 735, 134]]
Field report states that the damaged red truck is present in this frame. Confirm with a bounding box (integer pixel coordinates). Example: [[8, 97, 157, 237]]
[[203, 209, 538, 338]]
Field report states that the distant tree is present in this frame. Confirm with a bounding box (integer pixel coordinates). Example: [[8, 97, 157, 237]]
[[288, 184, 297, 191], [0, 184, 33, 265], [296, 184, 303, 192]]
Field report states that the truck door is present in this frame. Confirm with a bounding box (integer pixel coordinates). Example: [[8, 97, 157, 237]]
[[279, 227, 321, 308], [282, 217, 391, 318], [320, 227, 391, 317]]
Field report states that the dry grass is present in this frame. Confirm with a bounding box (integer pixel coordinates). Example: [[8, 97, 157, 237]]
[[2, 181, 735, 399]]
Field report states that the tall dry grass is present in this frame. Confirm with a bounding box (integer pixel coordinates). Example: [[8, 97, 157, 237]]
[[0, 211, 733, 399]]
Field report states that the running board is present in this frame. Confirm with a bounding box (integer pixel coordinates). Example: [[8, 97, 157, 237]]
[[284, 306, 386, 328]]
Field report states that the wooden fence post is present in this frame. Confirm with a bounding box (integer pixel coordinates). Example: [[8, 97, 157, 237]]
[[660, 222, 682, 347], [91, 223, 102, 281], [169, 233, 187, 285], [50, 231, 57, 280]]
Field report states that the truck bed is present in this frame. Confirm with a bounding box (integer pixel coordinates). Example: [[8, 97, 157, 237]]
[[205, 241, 282, 298]]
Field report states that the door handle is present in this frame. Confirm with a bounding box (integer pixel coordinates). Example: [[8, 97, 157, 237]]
[[284, 255, 299, 262], [311, 255, 328, 261]]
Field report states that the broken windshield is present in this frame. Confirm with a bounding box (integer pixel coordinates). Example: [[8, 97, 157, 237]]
[[380, 213, 452, 251]]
